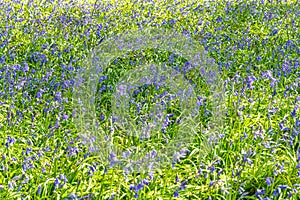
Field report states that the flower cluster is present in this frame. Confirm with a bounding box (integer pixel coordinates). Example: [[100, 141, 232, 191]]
[[0, 0, 299, 199]]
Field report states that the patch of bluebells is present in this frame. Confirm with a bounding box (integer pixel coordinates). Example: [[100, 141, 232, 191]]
[[129, 177, 151, 198], [0, 0, 300, 199]]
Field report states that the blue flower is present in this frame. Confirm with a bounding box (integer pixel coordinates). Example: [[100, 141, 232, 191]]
[[175, 174, 180, 183], [272, 188, 280, 196], [279, 123, 290, 131], [279, 185, 288, 190], [0, 55, 6, 64], [69, 193, 78, 200], [179, 180, 188, 190], [5, 136, 16, 148], [255, 188, 265, 196], [54, 178, 60, 189], [216, 16, 223, 23], [290, 105, 298, 118], [37, 186, 41, 195], [174, 190, 179, 198], [209, 181, 215, 187], [109, 194, 115, 200], [270, 29, 278, 36], [265, 177, 272, 186]]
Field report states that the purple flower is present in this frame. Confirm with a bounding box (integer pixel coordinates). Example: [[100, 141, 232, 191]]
[[246, 75, 256, 89], [279, 123, 290, 131], [21, 178, 30, 184], [69, 193, 78, 200], [278, 185, 288, 190], [175, 174, 180, 183], [170, 19, 176, 25], [8, 181, 16, 190], [266, 177, 272, 186], [173, 148, 190, 163], [99, 75, 107, 83], [37, 186, 41, 195], [55, 91, 62, 101], [136, 183, 143, 191], [178, 180, 188, 190], [129, 184, 135, 191], [273, 188, 280, 196], [255, 189, 265, 196], [59, 174, 68, 187], [54, 178, 60, 188], [291, 105, 298, 118], [109, 151, 119, 167], [174, 190, 179, 198], [270, 29, 278, 36], [209, 181, 215, 187], [0, 55, 6, 64], [5, 136, 16, 148], [296, 119, 300, 127], [142, 178, 150, 186], [256, 56, 262, 61], [216, 16, 223, 23], [109, 194, 115, 200], [264, 70, 278, 87]]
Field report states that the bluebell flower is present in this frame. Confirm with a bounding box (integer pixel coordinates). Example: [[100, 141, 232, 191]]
[[279, 122, 290, 131], [142, 178, 150, 186], [270, 29, 278, 36], [54, 178, 60, 189], [272, 188, 280, 196], [290, 105, 298, 118], [69, 193, 78, 200], [255, 188, 265, 196], [170, 19, 176, 25], [279, 185, 288, 190], [8, 181, 16, 190], [179, 180, 187, 190], [109, 194, 115, 200], [175, 174, 180, 183], [21, 178, 30, 185], [265, 177, 272, 186], [209, 165, 215, 173], [136, 183, 143, 191], [216, 16, 223, 23], [245, 75, 257, 89], [0, 55, 6, 64], [37, 186, 41, 195], [109, 151, 119, 167], [5, 136, 16, 148], [174, 190, 179, 198], [59, 174, 68, 187]]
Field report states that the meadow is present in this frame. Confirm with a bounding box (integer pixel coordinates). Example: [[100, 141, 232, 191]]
[[0, 0, 299, 199]]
